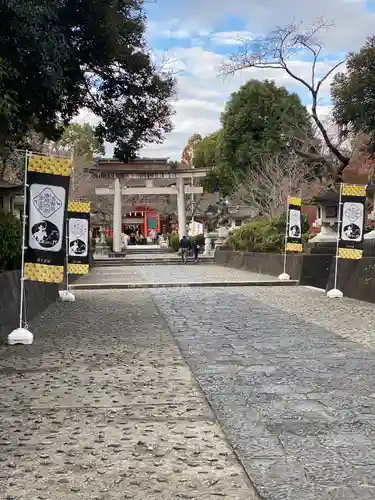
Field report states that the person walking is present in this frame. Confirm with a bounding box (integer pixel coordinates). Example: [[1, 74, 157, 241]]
[[191, 238, 200, 263], [179, 235, 190, 264]]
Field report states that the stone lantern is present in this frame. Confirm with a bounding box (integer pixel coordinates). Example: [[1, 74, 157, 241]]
[[309, 191, 339, 243]]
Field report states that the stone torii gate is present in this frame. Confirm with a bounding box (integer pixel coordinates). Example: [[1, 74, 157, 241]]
[[93, 163, 207, 253]]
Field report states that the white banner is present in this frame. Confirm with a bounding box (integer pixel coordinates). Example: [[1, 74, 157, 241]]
[[68, 218, 89, 257], [341, 201, 364, 242], [29, 183, 65, 252]]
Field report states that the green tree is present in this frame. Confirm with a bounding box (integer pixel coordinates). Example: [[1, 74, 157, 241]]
[[0, 0, 175, 160], [60, 123, 105, 160], [331, 37, 375, 154], [194, 131, 235, 194], [194, 131, 221, 169], [200, 80, 316, 196], [220, 79, 312, 174]]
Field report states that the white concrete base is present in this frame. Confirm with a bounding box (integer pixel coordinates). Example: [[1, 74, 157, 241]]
[[309, 225, 337, 243], [278, 273, 290, 280], [59, 290, 76, 302], [8, 327, 33, 345], [364, 229, 375, 239], [218, 227, 229, 238], [326, 288, 343, 298]]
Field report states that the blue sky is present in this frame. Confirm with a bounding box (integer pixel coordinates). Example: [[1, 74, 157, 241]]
[[136, 0, 375, 160], [77, 1, 375, 159]]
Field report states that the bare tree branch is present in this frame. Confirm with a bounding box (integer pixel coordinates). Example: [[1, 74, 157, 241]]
[[218, 18, 350, 179], [230, 151, 319, 219]]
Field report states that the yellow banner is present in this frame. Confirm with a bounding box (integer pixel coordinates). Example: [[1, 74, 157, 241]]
[[68, 201, 91, 213], [288, 196, 301, 206]]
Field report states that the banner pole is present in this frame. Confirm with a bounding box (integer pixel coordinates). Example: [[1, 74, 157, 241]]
[[59, 149, 75, 302], [65, 218, 69, 292], [279, 195, 290, 280], [8, 151, 34, 344], [327, 183, 344, 298], [18, 151, 29, 328]]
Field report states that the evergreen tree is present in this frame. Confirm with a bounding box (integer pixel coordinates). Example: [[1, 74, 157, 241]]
[[0, 0, 175, 160]]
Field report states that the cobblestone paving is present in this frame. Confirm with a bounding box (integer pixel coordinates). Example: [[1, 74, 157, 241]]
[[76, 265, 275, 285], [235, 285, 375, 348], [151, 286, 375, 500], [76, 267, 145, 284], [139, 264, 276, 283], [0, 290, 256, 500]]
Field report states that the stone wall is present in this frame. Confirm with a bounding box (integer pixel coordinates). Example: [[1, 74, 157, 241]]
[[0, 271, 59, 343], [299, 254, 334, 290], [326, 258, 375, 303], [215, 248, 375, 303], [214, 249, 303, 280]]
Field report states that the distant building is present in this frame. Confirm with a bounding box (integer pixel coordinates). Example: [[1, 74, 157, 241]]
[[0, 180, 23, 218]]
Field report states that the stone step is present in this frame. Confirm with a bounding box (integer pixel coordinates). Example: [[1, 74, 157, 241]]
[[126, 247, 173, 254]]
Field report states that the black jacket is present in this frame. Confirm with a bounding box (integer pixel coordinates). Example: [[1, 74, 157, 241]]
[[179, 237, 190, 249]]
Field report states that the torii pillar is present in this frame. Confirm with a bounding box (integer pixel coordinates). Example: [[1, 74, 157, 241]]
[[177, 177, 187, 238], [113, 177, 122, 253]]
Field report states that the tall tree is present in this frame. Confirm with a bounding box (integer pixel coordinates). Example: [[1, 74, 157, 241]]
[[203, 79, 317, 195], [219, 79, 312, 173], [60, 123, 105, 160], [219, 19, 351, 184], [193, 131, 221, 169], [193, 131, 235, 196], [331, 37, 375, 155], [0, 0, 175, 160], [181, 133, 202, 165]]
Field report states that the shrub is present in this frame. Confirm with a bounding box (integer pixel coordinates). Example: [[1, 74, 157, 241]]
[[188, 233, 205, 252], [0, 210, 22, 271], [105, 235, 113, 249], [194, 233, 205, 250], [169, 232, 205, 253], [227, 214, 309, 253], [169, 232, 180, 252]]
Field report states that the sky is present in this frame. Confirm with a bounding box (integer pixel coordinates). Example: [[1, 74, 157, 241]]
[[77, 0, 375, 160]]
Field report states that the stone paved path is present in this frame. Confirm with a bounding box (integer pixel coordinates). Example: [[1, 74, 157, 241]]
[[4, 262, 375, 499], [0, 290, 256, 499], [78, 264, 276, 285], [149, 284, 375, 500]]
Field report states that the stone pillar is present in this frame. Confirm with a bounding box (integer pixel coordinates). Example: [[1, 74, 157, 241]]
[[177, 177, 186, 238], [113, 177, 122, 253], [99, 225, 106, 243], [204, 235, 212, 256], [3, 195, 12, 213]]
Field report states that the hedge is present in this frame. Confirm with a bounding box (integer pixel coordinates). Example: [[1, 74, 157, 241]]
[[0, 210, 22, 271]]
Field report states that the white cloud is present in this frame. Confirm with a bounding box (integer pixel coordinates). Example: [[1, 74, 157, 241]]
[[210, 31, 254, 45], [74, 108, 100, 126], [159, 0, 375, 52]]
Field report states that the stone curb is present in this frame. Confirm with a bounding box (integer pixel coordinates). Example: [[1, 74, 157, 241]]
[[70, 280, 299, 290]]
